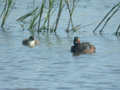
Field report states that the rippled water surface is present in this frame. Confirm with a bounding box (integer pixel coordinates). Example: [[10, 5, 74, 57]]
[[0, 0, 120, 90]]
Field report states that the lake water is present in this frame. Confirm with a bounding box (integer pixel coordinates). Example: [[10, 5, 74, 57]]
[[0, 0, 120, 90]]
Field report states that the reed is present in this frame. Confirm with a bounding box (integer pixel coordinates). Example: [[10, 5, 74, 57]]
[[54, 0, 64, 32], [47, 0, 54, 31], [28, 11, 39, 32], [40, 9, 55, 33], [115, 24, 120, 35], [38, 0, 45, 32], [93, 2, 120, 33], [1, 0, 13, 28], [17, 7, 38, 22], [99, 6, 120, 33], [65, 0, 76, 32], [37, 0, 55, 33], [0, 0, 7, 17], [17, 0, 77, 35]]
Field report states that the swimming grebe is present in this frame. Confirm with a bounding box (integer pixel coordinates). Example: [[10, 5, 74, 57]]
[[71, 36, 96, 55], [22, 36, 40, 48]]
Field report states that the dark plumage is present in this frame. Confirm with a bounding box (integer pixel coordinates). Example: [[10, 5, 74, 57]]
[[22, 36, 34, 46], [71, 37, 96, 55]]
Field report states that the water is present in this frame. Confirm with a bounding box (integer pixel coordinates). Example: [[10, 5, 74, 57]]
[[0, 0, 120, 90]]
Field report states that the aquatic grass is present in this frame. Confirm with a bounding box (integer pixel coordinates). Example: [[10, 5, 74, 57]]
[[54, 0, 64, 32], [40, 10, 55, 32], [17, 7, 38, 22], [0, 0, 8, 19], [0, 0, 7, 17], [99, 5, 120, 33], [1, 0, 13, 28], [38, 0, 45, 32], [17, 7, 40, 34], [37, 0, 55, 33], [17, 0, 78, 35], [115, 24, 120, 35], [93, 2, 120, 33], [65, 0, 76, 32], [16, 7, 39, 31], [17, 0, 45, 34], [47, 0, 54, 31], [28, 11, 40, 33], [65, 0, 72, 32]]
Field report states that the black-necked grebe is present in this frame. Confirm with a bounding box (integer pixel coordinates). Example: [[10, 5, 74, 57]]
[[71, 36, 96, 55]]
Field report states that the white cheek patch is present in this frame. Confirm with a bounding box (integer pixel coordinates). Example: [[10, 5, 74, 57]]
[[29, 41, 35, 48]]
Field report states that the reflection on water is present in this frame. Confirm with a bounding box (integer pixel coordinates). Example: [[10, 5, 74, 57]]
[[0, 31, 120, 90], [0, 0, 120, 90]]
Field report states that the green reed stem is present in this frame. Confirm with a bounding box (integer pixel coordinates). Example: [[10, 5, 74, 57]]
[[99, 6, 120, 33], [65, 0, 76, 32], [115, 24, 120, 35], [1, 0, 13, 28], [0, 0, 7, 17], [54, 0, 63, 32], [47, 0, 54, 32], [29, 12, 40, 30], [38, 0, 45, 32], [93, 2, 120, 32], [17, 7, 38, 22]]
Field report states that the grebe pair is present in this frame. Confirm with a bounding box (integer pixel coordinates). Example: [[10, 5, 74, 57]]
[[22, 36, 96, 55]]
